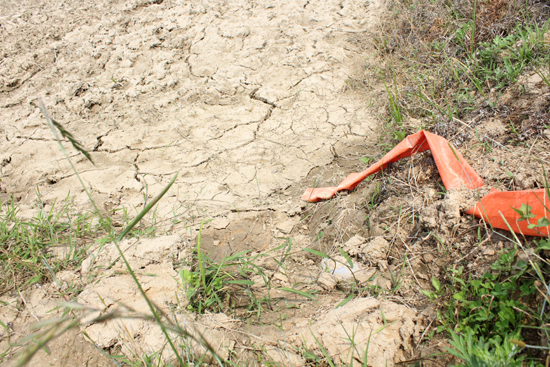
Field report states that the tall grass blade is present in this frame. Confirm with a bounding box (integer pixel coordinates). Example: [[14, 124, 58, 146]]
[[116, 172, 179, 242], [110, 172, 185, 366], [39, 100, 103, 220], [310, 330, 335, 367], [279, 287, 316, 301], [196, 221, 207, 291], [303, 248, 329, 258]]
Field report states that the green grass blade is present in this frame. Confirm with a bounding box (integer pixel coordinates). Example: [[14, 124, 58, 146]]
[[38, 100, 94, 164], [309, 329, 335, 367], [116, 172, 179, 242], [279, 287, 316, 301], [337, 294, 354, 308], [197, 221, 207, 291], [303, 248, 329, 258], [39, 99, 103, 221], [338, 247, 353, 268]]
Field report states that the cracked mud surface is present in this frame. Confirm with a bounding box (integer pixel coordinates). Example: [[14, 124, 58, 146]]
[[1, 0, 379, 218], [0, 0, 426, 366]]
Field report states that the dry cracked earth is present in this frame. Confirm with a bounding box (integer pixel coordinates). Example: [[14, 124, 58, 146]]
[[0, 0, 424, 366]]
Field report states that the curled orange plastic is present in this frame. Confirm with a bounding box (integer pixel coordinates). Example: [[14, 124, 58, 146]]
[[302, 130, 550, 237]]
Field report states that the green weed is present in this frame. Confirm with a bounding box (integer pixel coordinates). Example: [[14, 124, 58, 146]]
[[422, 207, 550, 366], [180, 234, 314, 318], [0, 195, 100, 294], [376, 0, 550, 125]]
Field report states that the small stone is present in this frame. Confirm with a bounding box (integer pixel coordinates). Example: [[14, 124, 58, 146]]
[[276, 219, 296, 234], [211, 218, 230, 230], [482, 247, 495, 256], [317, 272, 337, 291]]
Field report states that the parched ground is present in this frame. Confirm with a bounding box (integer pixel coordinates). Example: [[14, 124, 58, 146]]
[[1, 0, 428, 366], [0, 0, 380, 217]]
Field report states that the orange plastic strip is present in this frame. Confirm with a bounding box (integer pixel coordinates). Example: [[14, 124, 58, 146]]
[[302, 130, 549, 237], [301, 130, 482, 202], [465, 188, 550, 237]]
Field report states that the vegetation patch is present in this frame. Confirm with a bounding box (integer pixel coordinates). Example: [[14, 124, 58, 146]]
[[356, 0, 550, 365]]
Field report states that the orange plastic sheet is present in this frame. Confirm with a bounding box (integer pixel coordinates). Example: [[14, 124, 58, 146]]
[[302, 130, 550, 237]]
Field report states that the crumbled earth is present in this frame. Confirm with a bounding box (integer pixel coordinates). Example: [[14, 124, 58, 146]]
[[73, 234, 421, 365]]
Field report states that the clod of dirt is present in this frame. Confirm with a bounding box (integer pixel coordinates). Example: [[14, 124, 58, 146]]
[[317, 271, 338, 290], [288, 297, 419, 366], [343, 235, 390, 269], [81, 235, 182, 275], [419, 188, 490, 236]]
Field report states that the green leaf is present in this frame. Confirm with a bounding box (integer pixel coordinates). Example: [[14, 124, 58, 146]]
[[360, 157, 374, 165], [528, 217, 550, 229], [225, 250, 250, 262], [393, 130, 406, 141], [537, 238, 550, 251], [453, 291, 466, 301], [309, 330, 335, 367], [498, 307, 516, 323], [303, 248, 329, 259], [510, 204, 535, 222], [336, 294, 354, 308], [431, 277, 442, 293], [536, 217, 550, 227], [314, 231, 324, 241], [375, 320, 396, 333], [182, 270, 196, 284], [420, 289, 437, 300], [338, 247, 353, 268], [27, 275, 42, 286]]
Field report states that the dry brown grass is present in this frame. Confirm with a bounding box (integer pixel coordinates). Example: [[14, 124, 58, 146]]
[[367, 0, 550, 131]]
